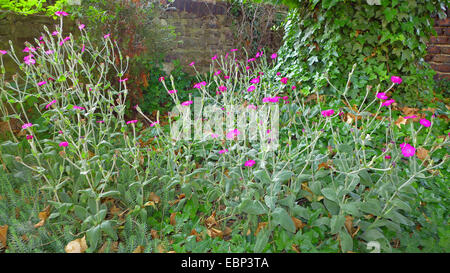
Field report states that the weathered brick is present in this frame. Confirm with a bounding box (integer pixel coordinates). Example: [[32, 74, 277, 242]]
[[440, 46, 450, 54], [430, 63, 450, 73], [427, 46, 441, 54], [429, 36, 448, 44], [437, 18, 450, 27], [432, 54, 450, 63]]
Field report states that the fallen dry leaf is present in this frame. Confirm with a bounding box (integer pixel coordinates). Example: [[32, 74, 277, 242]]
[[223, 226, 232, 237], [0, 225, 8, 248], [157, 244, 165, 253], [150, 229, 159, 239], [205, 211, 217, 229], [291, 244, 300, 253], [148, 192, 160, 204], [417, 147, 429, 161], [344, 215, 354, 235], [255, 222, 268, 236], [34, 205, 51, 228], [65, 236, 88, 253], [395, 116, 407, 128], [170, 212, 177, 226], [190, 229, 202, 242], [291, 217, 306, 231], [207, 227, 223, 239], [98, 241, 118, 253], [133, 245, 145, 253]]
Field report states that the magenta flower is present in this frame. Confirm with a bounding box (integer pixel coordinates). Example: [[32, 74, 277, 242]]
[[55, 11, 68, 16], [282, 96, 289, 100], [0, 50, 7, 55], [159, 76, 165, 82], [226, 129, 241, 139], [218, 86, 227, 92], [321, 109, 335, 117], [230, 49, 238, 52], [45, 100, 57, 109], [292, 86, 296, 90], [404, 115, 417, 119], [214, 70, 221, 76], [250, 77, 260, 84], [269, 97, 280, 103], [271, 53, 277, 59], [181, 100, 193, 106], [52, 31, 59, 36], [126, 120, 138, 124], [419, 118, 431, 127], [73, 106, 85, 110], [193, 81, 207, 89], [219, 149, 228, 154], [276, 72, 281, 76], [81, 44, 85, 53], [79, 24, 85, 30], [45, 50, 54, 55], [400, 143, 415, 157], [37, 81, 47, 86], [96, 120, 105, 123], [22, 123, 33, 129], [382, 99, 395, 107], [59, 141, 69, 147], [24, 55, 35, 65], [391, 76, 402, 84], [189, 62, 195, 66], [119, 78, 128, 82], [247, 85, 256, 92], [168, 89, 177, 94], [212, 55, 217, 60], [248, 58, 256, 62], [280, 77, 288, 84], [246, 66, 250, 70], [376, 92, 388, 100], [210, 133, 219, 139], [244, 160, 256, 167], [224, 75, 230, 80], [385, 155, 391, 159], [26, 135, 33, 140], [104, 33, 111, 39], [150, 121, 159, 127], [248, 104, 257, 110]]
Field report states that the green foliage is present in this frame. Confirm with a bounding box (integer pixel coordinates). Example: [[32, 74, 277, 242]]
[[268, 0, 447, 106], [0, 0, 68, 16]]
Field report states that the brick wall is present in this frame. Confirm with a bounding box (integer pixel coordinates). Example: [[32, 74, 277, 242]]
[[426, 9, 450, 80]]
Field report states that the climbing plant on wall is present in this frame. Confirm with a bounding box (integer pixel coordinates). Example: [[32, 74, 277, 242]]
[[0, 0, 68, 16], [256, 0, 447, 106]]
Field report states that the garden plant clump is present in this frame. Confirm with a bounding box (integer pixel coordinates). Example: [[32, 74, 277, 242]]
[[0, 10, 449, 253]]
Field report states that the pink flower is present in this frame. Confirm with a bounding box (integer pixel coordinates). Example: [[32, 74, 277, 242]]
[[212, 55, 217, 60], [26, 135, 33, 140], [126, 120, 138, 124], [119, 78, 128, 82], [250, 77, 260, 84], [404, 115, 417, 119], [246, 66, 250, 70], [55, 11, 68, 16], [52, 31, 59, 36], [291, 86, 296, 90], [419, 118, 431, 127], [150, 121, 159, 127], [282, 96, 289, 100], [181, 100, 193, 106], [400, 143, 415, 157], [218, 86, 227, 92], [96, 120, 104, 123], [269, 97, 280, 103], [391, 76, 402, 84], [280, 77, 288, 84], [226, 129, 241, 139], [248, 58, 256, 62], [248, 104, 257, 110], [230, 49, 238, 52], [244, 160, 255, 167], [159, 77, 165, 82], [104, 33, 111, 39], [271, 53, 277, 59], [189, 62, 195, 66], [24, 55, 35, 65], [211, 133, 219, 139], [81, 44, 85, 53], [276, 72, 281, 76], [247, 85, 256, 92], [168, 89, 177, 94], [321, 109, 335, 117], [193, 81, 207, 89], [382, 99, 395, 107], [385, 155, 391, 159], [73, 106, 85, 110], [45, 50, 54, 55], [0, 50, 7, 55], [22, 123, 33, 129], [37, 81, 47, 86], [214, 70, 221, 76], [45, 100, 57, 109], [376, 92, 388, 100], [59, 141, 69, 147], [219, 149, 228, 154], [224, 75, 230, 79], [79, 24, 85, 30]]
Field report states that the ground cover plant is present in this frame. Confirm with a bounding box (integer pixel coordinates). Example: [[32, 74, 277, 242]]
[[0, 7, 449, 254]]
